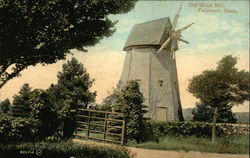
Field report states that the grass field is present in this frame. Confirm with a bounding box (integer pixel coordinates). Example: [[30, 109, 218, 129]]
[[75, 131, 121, 142], [127, 135, 249, 154]]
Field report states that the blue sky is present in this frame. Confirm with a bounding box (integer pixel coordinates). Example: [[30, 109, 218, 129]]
[[92, 1, 249, 53], [1, 1, 249, 112]]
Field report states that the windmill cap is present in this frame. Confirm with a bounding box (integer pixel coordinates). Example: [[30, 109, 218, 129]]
[[123, 17, 173, 51]]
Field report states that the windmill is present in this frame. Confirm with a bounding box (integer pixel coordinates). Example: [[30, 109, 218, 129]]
[[119, 5, 193, 121]]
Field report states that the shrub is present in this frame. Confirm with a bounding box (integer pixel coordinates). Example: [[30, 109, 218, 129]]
[[29, 90, 60, 140], [0, 114, 38, 144], [112, 81, 147, 143], [144, 120, 250, 142], [0, 140, 131, 158], [216, 123, 249, 137], [0, 99, 11, 113], [142, 120, 164, 143]]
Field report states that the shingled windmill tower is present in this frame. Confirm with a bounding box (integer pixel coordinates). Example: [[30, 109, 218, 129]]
[[119, 6, 193, 121]]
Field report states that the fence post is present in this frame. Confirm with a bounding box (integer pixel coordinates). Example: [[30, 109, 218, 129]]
[[87, 110, 91, 137], [104, 111, 108, 140], [121, 120, 125, 145]]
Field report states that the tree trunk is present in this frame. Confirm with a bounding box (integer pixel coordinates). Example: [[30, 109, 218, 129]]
[[212, 107, 217, 142]]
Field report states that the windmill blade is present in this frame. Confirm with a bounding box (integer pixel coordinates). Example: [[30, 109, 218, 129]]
[[156, 37, 171, 53], [178, 37, 189, 44], [172, 5, 182, 30], [170, 40, 177, 59], [177, 23, 194, 32]]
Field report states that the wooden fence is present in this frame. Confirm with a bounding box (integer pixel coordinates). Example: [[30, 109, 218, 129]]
[[74, 108, 125, 145]]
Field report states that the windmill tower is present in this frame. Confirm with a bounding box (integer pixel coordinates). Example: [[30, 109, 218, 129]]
[[119, 6, 193, 121]]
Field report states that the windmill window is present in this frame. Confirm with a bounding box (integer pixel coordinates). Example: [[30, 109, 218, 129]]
[[158, 80, 163, 87]]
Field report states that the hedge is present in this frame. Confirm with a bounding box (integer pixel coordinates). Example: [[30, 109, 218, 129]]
[[0, 140, 131, 158], [1, 113, 249, 145], [144, 121, 249, 142]]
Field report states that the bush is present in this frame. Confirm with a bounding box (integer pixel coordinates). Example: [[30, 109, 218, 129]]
[[141, 121, 164, 143], [144, 120, 250, 142], [29, 90, 60, 140], [0, 114, 38, 144], [0, 140, 131, 158], [0, 99, 10, 113], [216, 123, 249, 137], [112, 81, 147, 143]]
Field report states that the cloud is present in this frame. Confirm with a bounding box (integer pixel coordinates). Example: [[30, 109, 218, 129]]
[[194, 37, 248, 52], [178, 12, 248, 38], [177, 13, 249, 55]]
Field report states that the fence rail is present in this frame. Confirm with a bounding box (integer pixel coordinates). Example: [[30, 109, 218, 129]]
[[74, 108, 125, 145]]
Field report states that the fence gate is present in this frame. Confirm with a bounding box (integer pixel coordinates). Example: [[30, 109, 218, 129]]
[[74, 108, 125, 145]]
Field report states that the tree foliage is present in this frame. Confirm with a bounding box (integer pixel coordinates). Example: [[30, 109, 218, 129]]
[[7, 84, 58, 140], [29, 89, 59, 139], [113, 80, 147, 143], [0, 0, 138, 88], [192, 102, 237, 123], [0, 58, 96, 141], [188, 55, 249, 123], [0, 98, 10, 113], [48, 57, 96, 138], [11, 83, 33, 117]]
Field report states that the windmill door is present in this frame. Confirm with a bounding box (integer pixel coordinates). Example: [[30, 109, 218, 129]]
[[156, 107, 168, 121]]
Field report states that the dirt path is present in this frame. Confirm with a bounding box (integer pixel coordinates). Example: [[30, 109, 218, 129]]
[[128, 147, 248, 158], [73, 139, 248, 158]]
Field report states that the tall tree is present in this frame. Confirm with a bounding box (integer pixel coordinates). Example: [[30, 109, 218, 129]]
[[113, 80, 147, 143], [48, 57, 96, 138], [0, 0, 138, 88], [11, 83, 33, 117], [188, 55, 249, 141]]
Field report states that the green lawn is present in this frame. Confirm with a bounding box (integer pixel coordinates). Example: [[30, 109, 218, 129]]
[[127, 135, 249, 154], [75, 131, 121, 142]]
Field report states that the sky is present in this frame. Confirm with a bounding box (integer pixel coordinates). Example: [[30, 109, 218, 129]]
[[0, 0, 249, 112]]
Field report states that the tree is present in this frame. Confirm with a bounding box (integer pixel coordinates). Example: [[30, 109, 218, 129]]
[[113, 80, 147, 143], [0, 99, 11, 113], [188, 55, 249, 141], [192, 102, 237, 123], [0, 0, 138, 89], [97, 87, 121, 111], [48, 57, 96, 138], [11, 83, 33, 117], [29, 89, 59, 140]]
